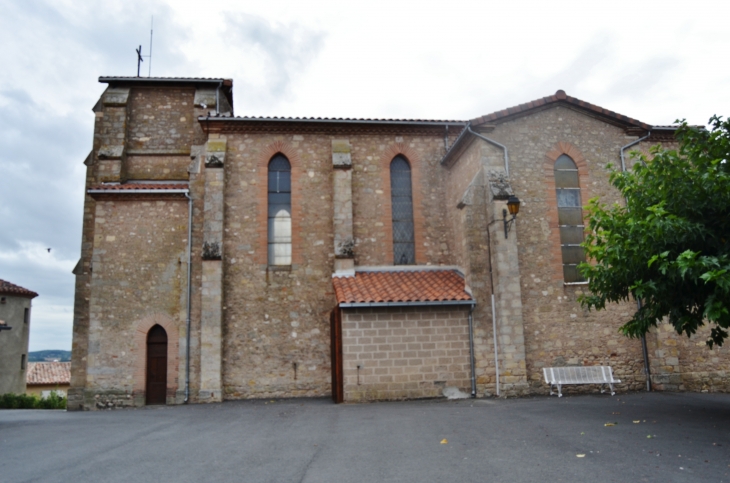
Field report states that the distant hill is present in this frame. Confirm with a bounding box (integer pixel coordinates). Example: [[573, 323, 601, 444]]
[[28, 350, 71, 362]]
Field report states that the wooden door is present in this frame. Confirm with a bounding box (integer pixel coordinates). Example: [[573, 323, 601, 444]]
[[330, 308, 343, 403], [146, 325, 168, 405]]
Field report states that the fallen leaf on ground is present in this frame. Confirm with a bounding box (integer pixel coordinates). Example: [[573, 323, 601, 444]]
[[604, 422, 617, 427], [633, 420, 641, 424], [576, 454, 585, 458], [647, 435, 653, 439], [441, 439, 448, 444]]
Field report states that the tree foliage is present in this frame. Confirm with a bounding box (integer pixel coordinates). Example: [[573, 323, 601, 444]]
[[579, 116, 730, 347]]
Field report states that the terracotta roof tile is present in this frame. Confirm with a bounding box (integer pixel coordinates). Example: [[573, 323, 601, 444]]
[[470, 89, 652, 130], [88, 183, 189, 191], [333, 269, 473, 305], [26, 362, 71, 385], [0, 279, 38, 298]]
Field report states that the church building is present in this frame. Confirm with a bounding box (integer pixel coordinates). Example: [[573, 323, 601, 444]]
[[68, 76, 729, 410]]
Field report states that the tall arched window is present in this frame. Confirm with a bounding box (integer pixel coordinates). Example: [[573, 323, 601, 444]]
[[390, 155, 415, 265], [554, 154, 585, 282], [268, 154, 291, 265]]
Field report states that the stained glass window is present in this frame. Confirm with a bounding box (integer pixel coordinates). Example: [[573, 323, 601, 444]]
[[268, 154, 291, 265], [391, 156, 415, 265], [554, 154, 585, 282]]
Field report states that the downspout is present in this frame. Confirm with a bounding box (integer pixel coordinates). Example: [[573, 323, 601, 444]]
[[620, 132, 652, 392], [467, 304, 477, 397], [215, 81, 223, 114], [467, 124, 510, 177], [484, 179, 501, 398], [491, 294, 499, 397], [620, 132, 651, 172], [184, 191, 193, 403]]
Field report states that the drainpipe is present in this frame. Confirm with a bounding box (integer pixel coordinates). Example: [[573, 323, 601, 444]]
[[184, 191, 193, 403], [467, 304, 477, 397], [491, 294, 500, 397], [215, 81, 223, 114], [484, 186, 501, 398], [467, 124, 510, 177], [467, 122, 508, 397], [620, 132, 651, 172], [620, 132, 652, 392]]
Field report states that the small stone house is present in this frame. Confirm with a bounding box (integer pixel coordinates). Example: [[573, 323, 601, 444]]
[[26, 362, 71, 398], [0, 280, 37, 395], [67, 76, 730, 410]]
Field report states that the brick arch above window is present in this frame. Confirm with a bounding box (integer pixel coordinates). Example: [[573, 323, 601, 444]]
[[132, 313, 180, 397], [543, 142, 592, 283], [256, 141, 302, 266], [378, 143, 426, 265]]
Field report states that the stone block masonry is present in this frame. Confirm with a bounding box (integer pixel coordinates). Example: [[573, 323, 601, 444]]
[[341, 306, 472, 402]]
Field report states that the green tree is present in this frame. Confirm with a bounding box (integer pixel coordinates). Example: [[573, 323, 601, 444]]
[[579, 116, 730, 347]]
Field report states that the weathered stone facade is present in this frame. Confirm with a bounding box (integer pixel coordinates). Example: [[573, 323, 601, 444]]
[[69, 78, 730, 410], [0, 281, 37, 395]]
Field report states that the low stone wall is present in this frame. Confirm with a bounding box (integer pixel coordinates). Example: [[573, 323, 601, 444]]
[[341, 306, 472, 402]]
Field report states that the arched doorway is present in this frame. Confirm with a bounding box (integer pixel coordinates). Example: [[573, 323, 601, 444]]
[[146, 324, 168, 405]]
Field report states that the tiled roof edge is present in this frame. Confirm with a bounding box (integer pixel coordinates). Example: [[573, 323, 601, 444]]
[[470, 90, 652, 130]]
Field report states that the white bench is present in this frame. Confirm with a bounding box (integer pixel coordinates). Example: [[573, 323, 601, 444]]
[[543, 366, 621, 397]]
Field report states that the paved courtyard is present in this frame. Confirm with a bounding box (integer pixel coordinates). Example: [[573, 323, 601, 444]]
[[1, 392, 729, 482]]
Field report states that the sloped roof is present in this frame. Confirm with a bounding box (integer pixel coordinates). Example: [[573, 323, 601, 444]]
[[0, 280, 38, 298], [201, 114, 466, 126], [26, 362, 71, 385], [470, 89, 652, 130], [333, 269, 473, 306], [88, 183, 189, 191]]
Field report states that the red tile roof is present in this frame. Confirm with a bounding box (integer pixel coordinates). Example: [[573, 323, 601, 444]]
[[333, 269, 473, 305], [26, 362, 71, 385], [0, 279, 38, 298], [88, 183, 189, 191], [470, 89, 652, 130]]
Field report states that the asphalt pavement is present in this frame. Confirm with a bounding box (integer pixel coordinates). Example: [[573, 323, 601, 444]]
[[1, 392, 729, 483]]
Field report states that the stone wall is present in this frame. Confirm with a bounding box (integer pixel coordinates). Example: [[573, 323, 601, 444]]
[[83, 198, 188, 406], [0, 295, 32, 395], [341, 306, 472, 401], [217, 129, 461, 400], [480, 106, 656, 393]]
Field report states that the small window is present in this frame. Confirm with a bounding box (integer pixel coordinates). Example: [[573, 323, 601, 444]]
[[21, 354, 26, 370], [24, 308, 29, 324], [390, 156, 415, 265], [268, 154, 292, 265], [554, 154, 586, 282]]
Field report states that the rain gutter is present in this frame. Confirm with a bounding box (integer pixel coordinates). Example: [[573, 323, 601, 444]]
[[467, 305, 477, 397], [619, 132, 653, 392], [184, 192, 193, 403], [86, 189, 190, 195], [338, 300, 475, 308], [466, 124, 510, 177], [199, 117, 466, 127]]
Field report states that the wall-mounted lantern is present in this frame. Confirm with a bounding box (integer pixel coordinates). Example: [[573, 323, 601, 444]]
[[503, 195, 521, 238]]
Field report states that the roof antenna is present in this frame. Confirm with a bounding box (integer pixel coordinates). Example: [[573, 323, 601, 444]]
[[135, 17, 154, 77], [148, 16, 153, 77]]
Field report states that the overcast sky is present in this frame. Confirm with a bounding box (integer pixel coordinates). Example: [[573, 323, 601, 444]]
[[1, 0, 728, 351]]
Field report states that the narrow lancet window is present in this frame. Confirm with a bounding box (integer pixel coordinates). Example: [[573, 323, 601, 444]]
[[268, 154, 292, 265], [554, 154, 586, 282], [390, 156, 415, 265]]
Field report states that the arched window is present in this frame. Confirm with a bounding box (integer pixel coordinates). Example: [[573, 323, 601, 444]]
[[268, 154, 291, 265], [554, 154, 585, 282], [390, 155, 415, 265]]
